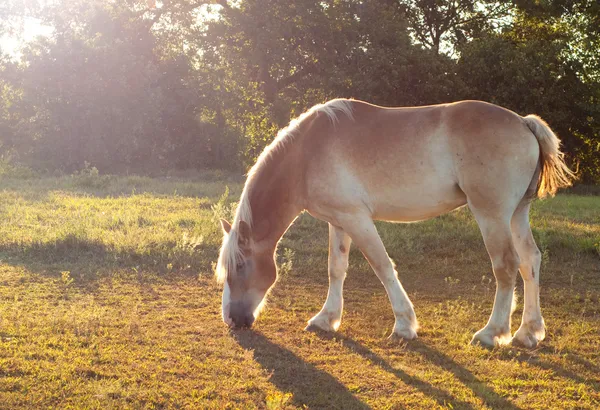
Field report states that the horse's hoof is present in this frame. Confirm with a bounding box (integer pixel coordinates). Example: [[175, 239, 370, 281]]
[[510, 334, 539, 349], [470, 335, 495, 349], [470, 328, 511, 348], [305, 318, 338, 333], [389, 327, 417, 341], [305, 312, 341, 332], [511, 324, 544, 349], [304, 323, 332, 332]]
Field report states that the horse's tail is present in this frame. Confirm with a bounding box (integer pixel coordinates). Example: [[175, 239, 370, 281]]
[[523, 114, 576, 198]]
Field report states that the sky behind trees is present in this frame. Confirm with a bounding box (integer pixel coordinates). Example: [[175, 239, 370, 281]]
[[0, 16, 52, 57]]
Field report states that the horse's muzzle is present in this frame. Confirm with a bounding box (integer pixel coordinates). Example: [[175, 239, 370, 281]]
[[229, 303, 255, 329], [230, 314, 255, 329]]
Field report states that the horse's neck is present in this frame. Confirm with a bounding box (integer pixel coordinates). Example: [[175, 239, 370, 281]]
[[247, 152, 303, 248]]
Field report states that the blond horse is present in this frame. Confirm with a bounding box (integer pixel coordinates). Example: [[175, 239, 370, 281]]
[[217, 99, 574, 348]]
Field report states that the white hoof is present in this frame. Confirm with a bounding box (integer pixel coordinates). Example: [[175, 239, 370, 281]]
[[512, 320, 545, 348], [390, 326, 417, 340], [305, 311, 341, 332], [471, 327, 512, 348], [391, 318, 418, 340]]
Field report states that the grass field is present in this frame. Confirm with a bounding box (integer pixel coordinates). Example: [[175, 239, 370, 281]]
[[0, 173, 599, 409]]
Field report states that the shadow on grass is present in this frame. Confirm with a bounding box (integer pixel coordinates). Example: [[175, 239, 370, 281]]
[[510, 348, 600, 392], [564, 351, 600, 376], [0, 172, 243, 200], [312, 329, 520, 410], [233, 330, 370, 410], [0, 234, 218, 282], [404, 340, 522, 409]]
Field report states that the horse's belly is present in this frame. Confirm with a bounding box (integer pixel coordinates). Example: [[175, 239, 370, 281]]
[[370, 183, 467, 222], [305, 149, 467, 224]]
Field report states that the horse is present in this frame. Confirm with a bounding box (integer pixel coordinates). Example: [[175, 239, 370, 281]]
[[216, 98, 574, 348]]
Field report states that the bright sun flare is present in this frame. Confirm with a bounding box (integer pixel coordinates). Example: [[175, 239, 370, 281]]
[[1, 16, 53, 58]]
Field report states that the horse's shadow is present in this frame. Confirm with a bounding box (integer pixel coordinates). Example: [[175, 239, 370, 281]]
[[312, 330, 521, 410], [564, 351, 600, 378], [511, 347, 600, 392], [232, 330, 370, 409], [234, 328, 598, 409], [233, 328, 523, 409]]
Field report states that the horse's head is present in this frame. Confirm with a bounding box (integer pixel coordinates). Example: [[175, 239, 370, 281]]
[[217, 219, 276, 329]]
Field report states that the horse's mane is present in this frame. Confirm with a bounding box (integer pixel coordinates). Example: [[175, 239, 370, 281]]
[[216, 99, 354, 283]]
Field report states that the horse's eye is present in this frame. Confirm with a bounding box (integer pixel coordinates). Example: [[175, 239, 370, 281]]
[[236, 261, 244, 271]]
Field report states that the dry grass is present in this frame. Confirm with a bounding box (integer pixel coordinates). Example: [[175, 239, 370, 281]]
[[0, 174, 598, 409]]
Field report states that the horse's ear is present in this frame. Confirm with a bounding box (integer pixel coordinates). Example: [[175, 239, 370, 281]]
[[220, 219, 232, 235], [238, 220, 251, 247]]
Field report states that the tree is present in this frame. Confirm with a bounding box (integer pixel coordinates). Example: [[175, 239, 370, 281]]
[[456, 14, 600, 182], [398, 0, 513, 54], [0, 0, 598, 181]]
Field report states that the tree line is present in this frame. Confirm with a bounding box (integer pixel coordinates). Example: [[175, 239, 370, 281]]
[[0, 0, 598, 182]]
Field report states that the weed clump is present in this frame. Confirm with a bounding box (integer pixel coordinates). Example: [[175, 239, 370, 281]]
[[71, 162, 113, 189], [211, 186, 237, 224]]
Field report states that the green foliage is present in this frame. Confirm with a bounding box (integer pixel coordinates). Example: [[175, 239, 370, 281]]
[[277, 247, 295, 278], [0, 156, 37, 178], [210, 186, 238, 224], [454, 12, 600, 182], [60, 270, 74, 299], [71, 162, 113, 189]]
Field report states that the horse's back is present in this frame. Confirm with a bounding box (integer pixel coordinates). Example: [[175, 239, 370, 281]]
[[304, 100, 539, 223]]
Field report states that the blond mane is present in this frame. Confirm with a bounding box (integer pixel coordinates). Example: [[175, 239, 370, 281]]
[[216, 99, 354, 283]]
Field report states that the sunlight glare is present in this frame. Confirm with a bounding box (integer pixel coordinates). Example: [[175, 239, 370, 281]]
[[0, 16, 53, 59]]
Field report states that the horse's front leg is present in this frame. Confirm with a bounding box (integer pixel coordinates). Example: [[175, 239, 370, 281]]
[[306, 223, 352, 332], [339, 215, 418, 339]]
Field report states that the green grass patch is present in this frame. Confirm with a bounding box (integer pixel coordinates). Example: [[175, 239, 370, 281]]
[[0, 175, 598, 409]]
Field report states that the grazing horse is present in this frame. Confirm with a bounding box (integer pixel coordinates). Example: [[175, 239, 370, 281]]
[[216, 99, 574, 348]]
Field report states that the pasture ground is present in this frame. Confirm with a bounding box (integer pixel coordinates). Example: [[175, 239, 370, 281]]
[[0, 173, 599, 409]]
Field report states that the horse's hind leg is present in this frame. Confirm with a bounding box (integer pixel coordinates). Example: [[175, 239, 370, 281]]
[[510, 201, 545, 348], [306, 223, 352, 332], [470, 210, 520, 347]]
